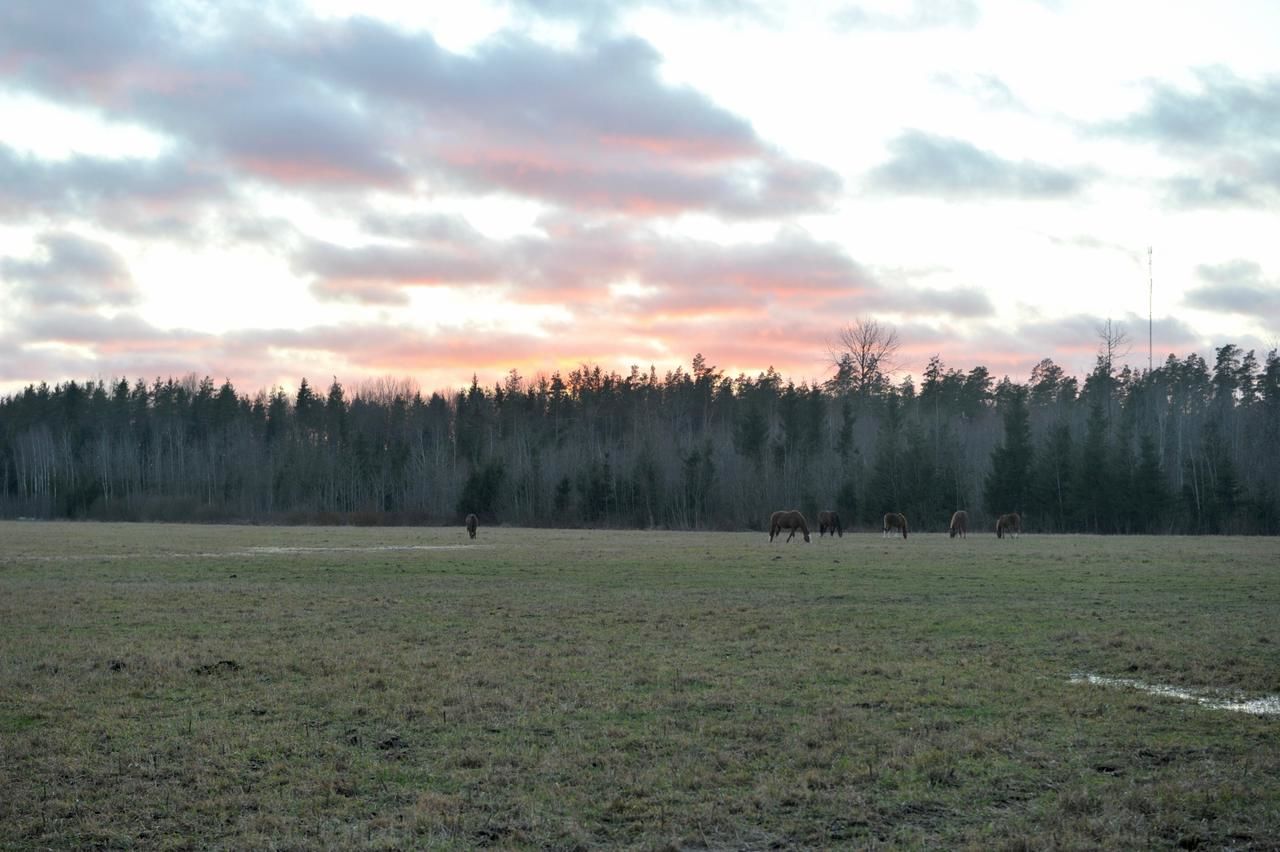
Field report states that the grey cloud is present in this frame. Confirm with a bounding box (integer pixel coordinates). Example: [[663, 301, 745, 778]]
[[823, 285, 995, 319], [1110, 68, 1280, 151], [1014, 312, 1200, 352], [0, 0, 169, 90], [13, 309, 215, 357], [431, 152, 839, 219], [1, 233, 137, 307], [867, 131, 1086, 199], [1196, 259, 1265, 287], [1046, 233, 1143, 264], [503, 0, 770, 25], [898, 286, 994, 318], [0, 307, 218, 390], [2, 1, 397, 187], [1187, 260, 1280, 322], [1107, 69, 1280, 207], [307, 23, 838, 214], [1, 3, 837, 217], [0, 345, 98, 389], [295, 237, 506, 300], [931, 73, 1026, 112], [1162, 151, 1280, 208], [645, 228, 872, 294], [832, 0, 979, 31], [294, 215, 875, 307], [0, 144, 227, 235]]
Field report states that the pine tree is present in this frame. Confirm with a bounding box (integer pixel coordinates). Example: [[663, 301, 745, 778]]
[[984, 387, 1033, 520], [1076, 403, 1112, 532], [1132, 434, 1169, 532], [1032, 422, 1074, 532]]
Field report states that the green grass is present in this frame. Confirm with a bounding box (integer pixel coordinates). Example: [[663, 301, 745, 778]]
[[1, 522, 1277, 849]]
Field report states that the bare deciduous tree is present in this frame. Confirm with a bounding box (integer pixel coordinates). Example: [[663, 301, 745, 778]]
[[827, 317, 900, 399], [1097, 319, 1131, 377]]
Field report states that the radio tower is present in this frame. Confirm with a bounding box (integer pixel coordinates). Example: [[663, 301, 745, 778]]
[[1147, 247, 1153, 374]]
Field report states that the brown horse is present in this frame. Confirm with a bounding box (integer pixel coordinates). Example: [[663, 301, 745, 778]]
[[995, 512, 1021, 539], [769, 509, 811, 543], [817, 510, 843, 538], [882, 512, 908, 539], [948, 510, 969, 539], [465, 513, 478, 539]]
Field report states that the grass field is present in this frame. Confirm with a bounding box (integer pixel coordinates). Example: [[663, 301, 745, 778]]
[[1, 521, 1277, 850]]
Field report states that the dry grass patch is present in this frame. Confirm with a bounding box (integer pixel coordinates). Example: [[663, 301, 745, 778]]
[[1, 522, 1277, 848]]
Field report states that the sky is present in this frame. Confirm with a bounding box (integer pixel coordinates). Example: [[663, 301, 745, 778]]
[[2, 0, 1279, 399]]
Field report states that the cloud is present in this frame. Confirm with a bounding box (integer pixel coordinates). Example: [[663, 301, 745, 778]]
[[1, 232, 137, 307], [1106, 68, 1280, 207], [1161, 155, 1280, 209], [832, 0, 979, 31], [295, 233, 507, 305], [295, 215, 875, 310], [878, 311, 1205, 384], [1186, 260, 1280, 325], [0, 143, 227, 235], [504, 0, 771, 26], [996, 313, 1200, 363], [0, 4, 837, 218], [888, 286, 994, 318], [307, 24, 839, 215], [1045, 233, 1144, 265], [931, 73, 1026, 112], [1111, 68, 1280, 150], [866, 130, 1086, 199]]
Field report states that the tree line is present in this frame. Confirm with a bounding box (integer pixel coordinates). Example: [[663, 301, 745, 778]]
[[2, 340, 1278, 534]]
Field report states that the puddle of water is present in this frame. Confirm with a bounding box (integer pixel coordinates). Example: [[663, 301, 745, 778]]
[[1070, 673, 1280, 716]]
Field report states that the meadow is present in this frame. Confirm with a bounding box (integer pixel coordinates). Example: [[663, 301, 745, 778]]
[[0, 521, 1277, 850]]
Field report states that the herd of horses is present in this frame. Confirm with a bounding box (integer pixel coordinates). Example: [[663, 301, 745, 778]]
[[461, 509, 1021, 541], [767, 508, 1021, 542]]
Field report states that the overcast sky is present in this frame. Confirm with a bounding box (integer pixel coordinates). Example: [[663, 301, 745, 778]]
[[2, 0, 1278, 397]]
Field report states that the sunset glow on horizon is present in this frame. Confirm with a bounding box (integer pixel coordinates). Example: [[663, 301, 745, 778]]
[[2, 0, 1279, 399]]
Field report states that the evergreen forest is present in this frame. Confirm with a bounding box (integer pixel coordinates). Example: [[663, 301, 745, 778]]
[[2, 342, 1278, 534]]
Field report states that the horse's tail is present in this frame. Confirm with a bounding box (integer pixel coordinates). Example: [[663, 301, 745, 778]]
[[901, 514, 908, 539]]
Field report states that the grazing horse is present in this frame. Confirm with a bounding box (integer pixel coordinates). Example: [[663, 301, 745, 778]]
[[769, 509, 811, 543], [995, 512, 1021, 539], [882, 512, 908, 539], [948, 510, 969, 539], [465, 513, 478, 539], [817, 510, 843, 538]]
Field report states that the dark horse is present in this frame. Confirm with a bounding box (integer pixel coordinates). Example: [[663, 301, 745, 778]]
[[882, 512, 908, 539], [995, 512, 1021, 539], [818, 510, 843, 538], [949, 510, 969, 539], [769, 509, 811, 543], [465, 513, 478, 539]]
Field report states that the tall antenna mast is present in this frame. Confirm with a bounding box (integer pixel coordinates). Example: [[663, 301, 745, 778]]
[[1152, 245, 1162, 370]]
